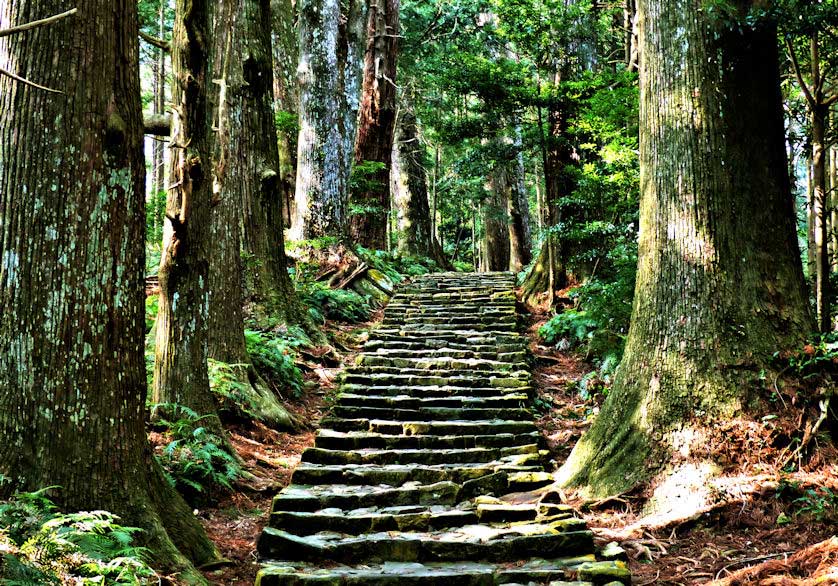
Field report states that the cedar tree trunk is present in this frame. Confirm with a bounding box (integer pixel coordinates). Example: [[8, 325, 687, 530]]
[[557, 1, 812, 498]]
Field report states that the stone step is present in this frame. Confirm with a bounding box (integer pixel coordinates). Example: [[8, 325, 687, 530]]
[[334, 393, 529, 410], [301, 444, 540, 466], [258, 521, 594, 563], [339, 384, 534, 398], [270, 481, 462, 512], [363, 340, 525, 354], [291, 461, 542, 487], [362, 347, 528, 363], [358, 356, 522, 371], [255, 556, 610, 586], [271, 505, 478, 536], [320, 418, 538, 436], [314, 429, 541, 450], [368, 331, 525, 346], [329, 405, 533, 422], [343, 373, 530, 390]]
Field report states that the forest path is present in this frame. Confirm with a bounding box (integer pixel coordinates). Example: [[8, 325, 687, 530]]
[[254, 273, 629, 585]]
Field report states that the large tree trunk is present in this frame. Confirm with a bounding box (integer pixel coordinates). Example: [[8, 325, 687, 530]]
[[153, 0, 229, 442], [207, 0, 300, 429], [557, 1, 812, 499], [482, 170, 511, 272], [507, 124, 532, 273], [349, 0, 400, 250], [0, 0, 219, 580], [271, 0, 298, 226], [391, 101, 449, 266], [339, 0, 368, 200], [290, 0, 345, 240], [521, 95, 571, 305]]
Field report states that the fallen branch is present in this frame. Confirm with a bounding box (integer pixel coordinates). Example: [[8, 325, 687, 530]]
[[139, 30, 170, 52]]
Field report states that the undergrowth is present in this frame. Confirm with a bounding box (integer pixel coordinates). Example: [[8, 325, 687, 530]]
[[152, 404, 245, 503], [0, 487, 156, 585]]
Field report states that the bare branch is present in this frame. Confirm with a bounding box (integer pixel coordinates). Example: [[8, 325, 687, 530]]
[[0, 8, 77, 38], [139, 30, 170, 52], [0, 67, 63, 93], [786, 36, 816, 109]]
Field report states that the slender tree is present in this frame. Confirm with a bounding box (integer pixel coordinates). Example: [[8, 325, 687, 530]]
[[271, 0, 298, 225], [786, 31, 837, 332], [0, 2, 219, 581], [506, 125, 532, 272], [350, 0, 400, 249], [557, 0, 812, 497]]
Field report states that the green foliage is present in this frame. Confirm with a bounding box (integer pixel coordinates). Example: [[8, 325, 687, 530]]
[[145, 190, 166, 246], [244, 330, 305, 397], [349, 160, 388, 199], [0, 491, 155, 585], [775, 478, 838, 522], [274, 110, 299, 136], [298, 283, 372, 324], [153, 405, 243, 500]]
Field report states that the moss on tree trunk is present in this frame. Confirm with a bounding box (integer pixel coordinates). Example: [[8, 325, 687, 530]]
[[557, 1, 812, 498], [0, 0, 219, 579]]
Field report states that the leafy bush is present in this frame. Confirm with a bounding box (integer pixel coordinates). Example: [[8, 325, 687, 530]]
[[299, 283, 372, 324], [0, 490, 155, 585], [244, 330, 304, 397], [153, 405, 243, 499]]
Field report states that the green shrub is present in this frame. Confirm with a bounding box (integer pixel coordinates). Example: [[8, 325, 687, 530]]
[[245, 330, 304, 397], [299, 283, 372, 324], [0, 490, 155, 586], [153, 405, 243, 499]]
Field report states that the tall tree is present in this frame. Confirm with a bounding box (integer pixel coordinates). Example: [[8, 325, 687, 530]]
[[507, 124, 533, 273], [153, 0, 229, 441], [482, 167, 512, 272], [207, 0, 300, 428], [350, 0, 400, 250], [391, 95, 448, 265], [786, 29, 837, 332], [291, 0, 345, 240], [271, 0, 298, 225], [339, 0, 369, 202], [0, 2, 219, 581], [557, 0, 812, 497]]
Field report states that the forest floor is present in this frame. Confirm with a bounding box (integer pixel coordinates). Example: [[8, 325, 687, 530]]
[[189, 300, 838, 586]]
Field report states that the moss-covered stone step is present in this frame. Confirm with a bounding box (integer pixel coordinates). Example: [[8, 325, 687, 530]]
[[318, 418, 537, 436], [363, 340, 525, 354], [343, 373, 530, 390], [358, 355, 523, 371], [334, 393, 529, 410], [291, 459, 542, 487], [363, 348, 528, 363], [270, 481, 461, 512], [271, 505, 478, 536], [300, 444, 540, 466], [314, 429, 541, 451], [338, 384, 534, 399], [258, 522, 595, 563], [330, 405, 533, 422], [255, 556, 610, 586]]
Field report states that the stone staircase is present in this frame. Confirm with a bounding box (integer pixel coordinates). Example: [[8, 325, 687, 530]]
[[255, 273, 630, 586]]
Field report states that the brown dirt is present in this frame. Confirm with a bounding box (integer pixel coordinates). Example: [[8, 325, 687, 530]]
[[526, 310, 838, 586], [188, 318, 373, 585]]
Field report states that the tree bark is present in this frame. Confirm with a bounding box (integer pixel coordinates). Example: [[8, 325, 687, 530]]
[[350, 0, 400, 250], [482, 168, 511, 272], [291, 0, 345, 240], [507, 124, 532, 272], [557, 1, 812, 498], [153, 0, 229, 443], [271, 0, 298, 226], [339, 0, 368, 203], [152, 1, 167, 198], [0, 0, 219, 580], [207, 0, 300, 429]]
